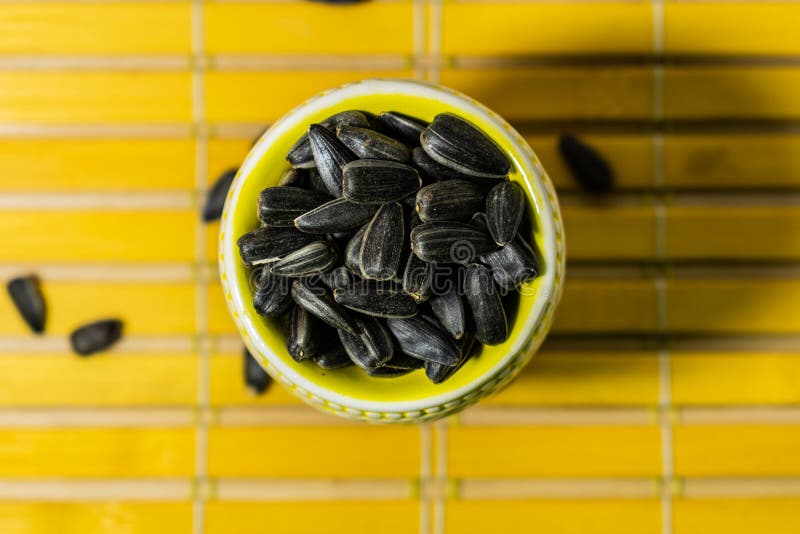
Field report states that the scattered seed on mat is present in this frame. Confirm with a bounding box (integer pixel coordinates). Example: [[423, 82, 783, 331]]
[[558, 134, 614, 193], [6, 275, 46, 334], [69, 319, 123, 357], [244, 348, 272, 394], [203, 168, 237, 222]]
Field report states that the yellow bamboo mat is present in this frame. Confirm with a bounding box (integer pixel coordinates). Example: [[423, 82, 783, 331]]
[[1, 1, 800, 533]]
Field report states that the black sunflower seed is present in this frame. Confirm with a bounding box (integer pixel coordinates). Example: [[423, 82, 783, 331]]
[[334, 280, 418, 318], [412, 146, 476, 183], [244, 348, 271, 394], [338, 316, 394, 370], [287, 111, 370, 169], [401, 253, 434, 303], [430, 286, 466, 339], [253, 268, 293, 318], [378, 111, 429, 145], [291, 279, 357, 335], [314, 341, 353, 370], [308, 124, 359, 196], [307, 168, 330, 194], [320, 266, 356, 291], [69, 319, 123, 357], [359, 203, 404, 281], [421, 113, 510, 179], [277, 168, 308, 188], [202, 168, 236, 222], [425, 332, 475, 384], [336, 125, 410, 163], [558, 134, 614, 193], [294, 197, 377, 234], [410, 222, 496, 264], [480, 235, 539, 292], [386, 316, 459, 366], [464, 264, 508, 345], [6, 275, 46, 334], [367, 365, 413, 378], [258, 186, 331, 227], [270, 241, 338, 277], [486, 181, 525, 246], [342, 160, 421, 204], [286, 304, 317, 361], [344, 224, 368, 273], [238, 226, 316, 266], [383, 350, 425, 371], [415, 179, 485, 223]]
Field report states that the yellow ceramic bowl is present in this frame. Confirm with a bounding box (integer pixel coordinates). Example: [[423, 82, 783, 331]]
[[219, 79, 565, 423]]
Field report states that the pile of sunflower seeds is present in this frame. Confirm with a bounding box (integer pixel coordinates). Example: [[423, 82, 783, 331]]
[[237, 110, 539, 383]]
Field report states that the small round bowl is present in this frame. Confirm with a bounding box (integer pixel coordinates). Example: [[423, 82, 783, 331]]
[[219, 79, 565, 423]]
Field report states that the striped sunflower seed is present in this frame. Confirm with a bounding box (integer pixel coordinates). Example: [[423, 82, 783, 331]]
[[416, 179, 485, 222], [344, 223, 368, 273], [367, 365, 413, 378], [430, 286, 466, 339], [285, 304, 317, 361], [386, 316, 459, 366], [342, 159, 421, 204], [202, 168, 236, 222], [411, 146, 477, 183], [308, 124, 358, 196], [277, 168, 308, 188], [378, 111, 429, 145], [480, 235, 539, 292], [287, 111, 370, 169], [294, 197, 377, 234], [238, 226, 316, 265], [421, 113, 510, 179], [244, 348, 271, 394], [410, 222, 496, 264], [486, 181, 525, 245], [69, 319, 123, 357], [359, 203, 404, 281], [425, 332, 475, 384], [253, 268, 293, 318], [291, 279, 357, 335], [314, 342, 353, 370], [320, 266, 356, 291], [401, 253, 434, 303], [334, 280, 418, 318], [558, 134, 613, 193], [258, 186, 331, 227], [336, 125, 410, 163], [338, 316, 394, 370], [464, 264, 508, 345], [270, 241, 338, 277], [6, 275, 46, 334]]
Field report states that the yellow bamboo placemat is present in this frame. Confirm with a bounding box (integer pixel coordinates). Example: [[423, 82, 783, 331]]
[[1, 1, 800, 533]]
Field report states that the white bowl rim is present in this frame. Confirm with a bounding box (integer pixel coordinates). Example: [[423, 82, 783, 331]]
[[221, 78, 559, 414]]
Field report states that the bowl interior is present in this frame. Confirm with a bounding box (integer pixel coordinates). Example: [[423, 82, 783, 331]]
[[224, 81, 553, 409]]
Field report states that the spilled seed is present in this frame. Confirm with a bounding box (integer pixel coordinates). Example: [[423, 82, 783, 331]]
[[6, 275, 46, 334], [558, 134, 614, 193], [69, 319, 123, 356], [202, 168, 236, 222], [244, 348, 271, 394]]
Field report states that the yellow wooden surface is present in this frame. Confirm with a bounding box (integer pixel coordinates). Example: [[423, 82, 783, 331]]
[[0, 428, 195, 478], [446, 500, 661, 534], [0, 1, 799, 532], [0, 503, 193, 534]]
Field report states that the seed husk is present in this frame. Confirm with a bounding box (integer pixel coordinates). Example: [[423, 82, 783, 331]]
[[287, 111, 370, 169], [286, 304, 317, 361], [410, 222, 496, 264], [6, 275, 46, 334], [202, 168, 236, 222], [480, 234, 539, 292], [270, 241, 338, 277], [291, 279, 357, 335], [342, 159, 421, 204], [465, 264, 508, 345], [277, 168, 308, 188], [359, 203, 404, 281], [401, 253, 434, 303], [314, 342, 353, 369], [421, 113, 510, 179], [244, 348, 271, 394], [430, 286, 466, 339], [386, 316, 459, 366], [258, 186, 331, 227], [308, 124, 358, 196], [486, 181, 525, 245], [320, 266, 356, 291], [344, 224, 368, 273], [336, 125, 410, 163], [238, 226, 316, 265], [558, 134, 614, 193], [416, 179, 485, 223], [69, 319, 123, 356], [425, 333, 475, 384], [338, 316, 394, 370], [334, 280, 418, 318], [378, 111, 429, 145], [253, 268, 293, 318], [294, 197, 377, 234]]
